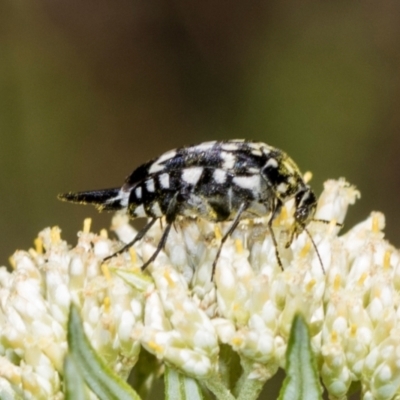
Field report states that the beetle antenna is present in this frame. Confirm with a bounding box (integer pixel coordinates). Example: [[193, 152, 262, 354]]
[[304, 227, 325, 274]]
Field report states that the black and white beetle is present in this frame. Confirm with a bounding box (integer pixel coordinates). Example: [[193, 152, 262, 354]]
[[59, 140, 327, 275]]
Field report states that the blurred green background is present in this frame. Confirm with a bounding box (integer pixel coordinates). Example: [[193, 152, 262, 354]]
[[1, 0, 400, 263]]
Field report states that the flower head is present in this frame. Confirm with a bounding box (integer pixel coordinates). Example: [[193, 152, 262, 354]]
[[0, 178, 399, 399]]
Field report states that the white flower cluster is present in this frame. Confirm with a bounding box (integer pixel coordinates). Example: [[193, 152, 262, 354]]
[[0, 222, 142, 399], [0, 179, 399, 400]]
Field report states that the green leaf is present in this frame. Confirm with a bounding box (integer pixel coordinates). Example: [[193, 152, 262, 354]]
[[64, 355, 89, 400], [112, 268, 153, 292], [278, 314, 323, 400], [67, 303, 142, 400], [130, 349, 163, 399], [218, 344, 241, 395], [165, 366, 204, 400]]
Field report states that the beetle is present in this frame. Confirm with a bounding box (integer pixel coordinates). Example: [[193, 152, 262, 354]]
[[59, 139, 324, 275]]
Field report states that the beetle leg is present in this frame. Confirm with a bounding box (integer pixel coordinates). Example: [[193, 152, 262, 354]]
[[211, 202, 248, 279], [103, 217, 157, 261]]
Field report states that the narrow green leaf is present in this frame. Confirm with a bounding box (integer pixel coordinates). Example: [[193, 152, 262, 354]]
[[165, 366, 203, 400], [112, 268, 153, 291], [64, 355, 89, 400], [130, 349, 163, 399], [218, 344, 241, 395], [278, 314, 323, 400], [67, 304, 142, 400]]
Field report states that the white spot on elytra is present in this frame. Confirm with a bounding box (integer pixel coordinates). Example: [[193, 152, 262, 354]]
[[148, 164, 163, 174], [262, 147, 271, 155], [247, 142, 262, 149], [194, 141, 216, 152], [213, 169, 227, 184], [151, 202, 162, 217], [159, 173, 170, 189], [133, 204, 146, 217], [156, 150, 177, 163], [149, 150, 177, 173], [135, 186, 142, 199], [233, 175, 261, 190], [220, 152, 236, 169], [251, 149, 262, 156], [265, 158, 278, 168], [146, 179, 155, 192], [182, 167, 203, 186], [221, 143, 240, 151]]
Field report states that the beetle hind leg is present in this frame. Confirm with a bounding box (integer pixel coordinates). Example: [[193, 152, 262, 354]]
[[211, 202, 248, 279]]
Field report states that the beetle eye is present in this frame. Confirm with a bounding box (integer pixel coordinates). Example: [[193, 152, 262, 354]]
[[294, 188, 317, 225]]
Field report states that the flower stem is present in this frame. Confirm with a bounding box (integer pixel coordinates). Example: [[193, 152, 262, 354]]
[[204, 377, 236, 400]]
